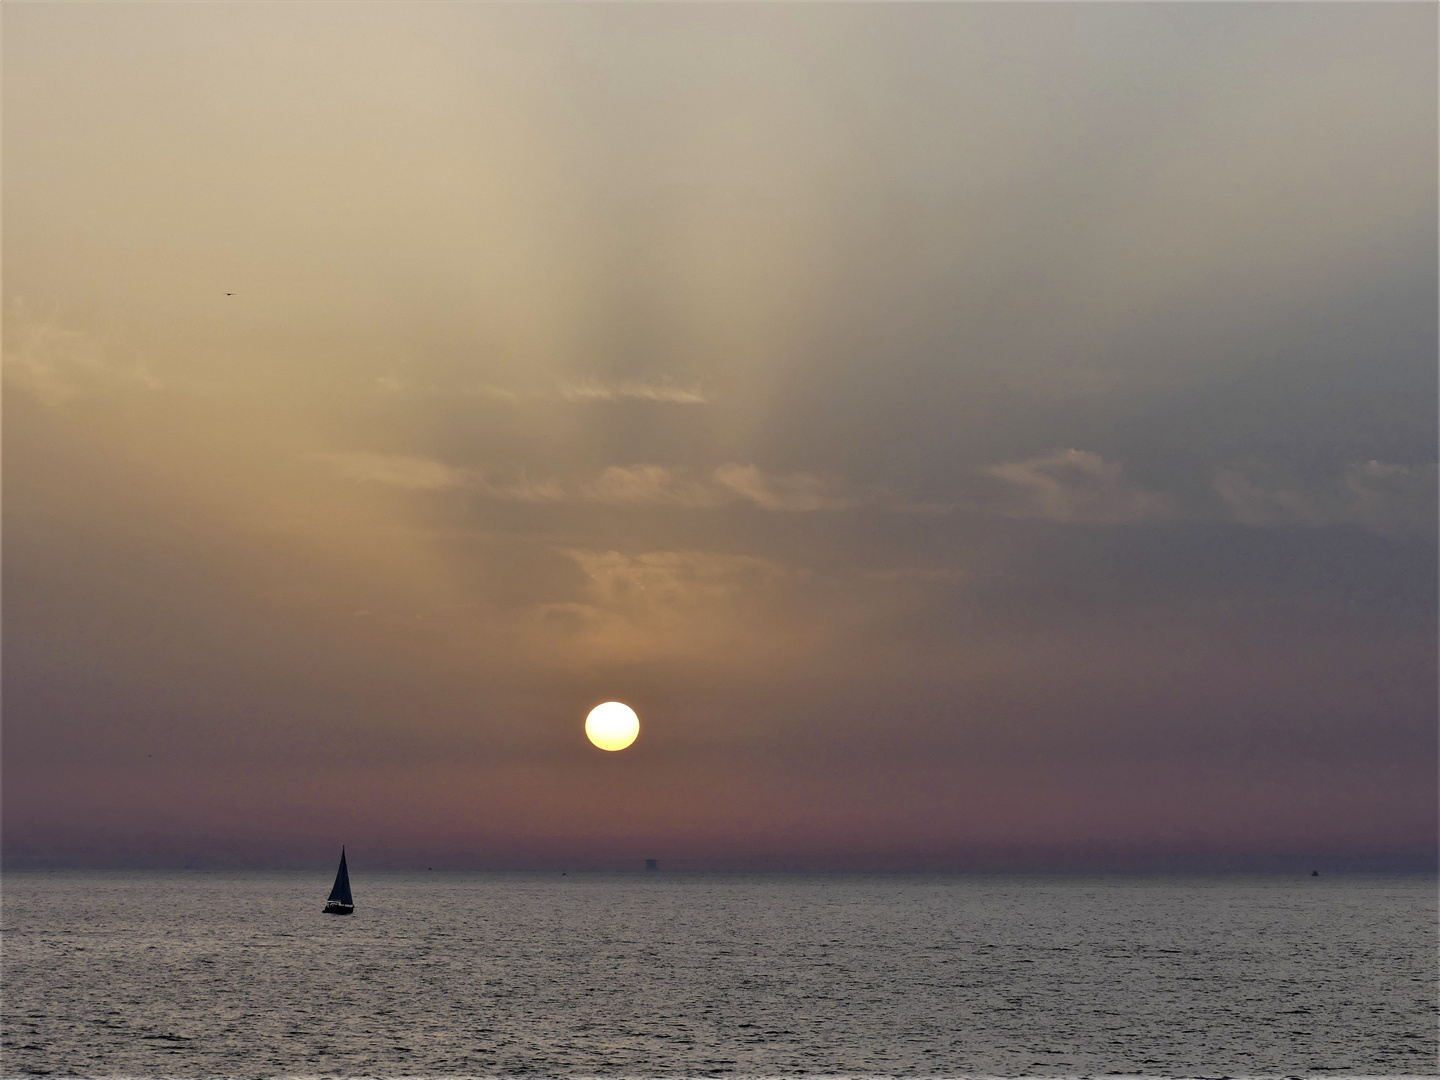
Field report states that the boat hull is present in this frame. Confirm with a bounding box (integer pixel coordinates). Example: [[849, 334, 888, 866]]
[[323, 902, 354, 915]]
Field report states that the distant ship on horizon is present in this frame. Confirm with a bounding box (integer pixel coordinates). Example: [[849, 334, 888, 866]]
[[323, 847, 354, 915]]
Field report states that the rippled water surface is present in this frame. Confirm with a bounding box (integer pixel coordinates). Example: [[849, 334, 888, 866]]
[[3, 871, 1435, 1078]]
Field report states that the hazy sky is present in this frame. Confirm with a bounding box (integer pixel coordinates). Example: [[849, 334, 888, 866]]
[[5, 2, 1435, 870]]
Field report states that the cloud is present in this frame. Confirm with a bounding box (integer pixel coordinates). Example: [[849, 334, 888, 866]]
[[582, 463, 862, 511], [529, 547, 977, 672], [366, 376, 698, 405], [467, 463, 722, 507], [4, 314, 162, 406], [560, 548, 787, 608], [980, 449, 1178, 524], [556, 378, 707, 404], [319, 454, 872, 512], [1211, 471, 1324, 528], [470, 470, 571, 503], [580, 465, 728, 508], [712, 464, 861, 511], [316, 453, 573, 501], [1343, 462, 1438, 536], [534, 549, 796, 663], [1215, 461, 1437, 537]]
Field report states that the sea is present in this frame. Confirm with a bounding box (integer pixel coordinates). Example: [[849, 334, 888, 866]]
[[2, 870, 1436, 1079]]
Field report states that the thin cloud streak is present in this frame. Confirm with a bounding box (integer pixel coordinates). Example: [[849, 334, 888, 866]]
[[556, 378, 708, 405], [712, 464, 861, 512], [3, 315, 163, 405], [979, 450, 1178, 524], [364, 376, 705, 405], [1214, 461, 1438, 537], [317, 449, 1438, 535], [317, 454, 872, 512]]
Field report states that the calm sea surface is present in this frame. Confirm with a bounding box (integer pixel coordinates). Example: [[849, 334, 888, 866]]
[[2, 871, 1435, 1078]]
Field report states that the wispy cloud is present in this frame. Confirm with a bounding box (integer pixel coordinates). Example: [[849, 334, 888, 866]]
[[712, 464, 860, 511], [318, 454, 876, 512], [470, 470, 571, 503], [580, 465, 728, 508], [365, 375, 705, 405], [315, 453, 573, 500], [533, 548, 794, 663], [556, 378, 707, 404], [529, 547, 975, 671], [980, 449, 1177, 524], [1215, 461, 1437, 537], [559, 548, 787, 608], [1343, 462, 1437, 536], [4, 314, 163, 406]]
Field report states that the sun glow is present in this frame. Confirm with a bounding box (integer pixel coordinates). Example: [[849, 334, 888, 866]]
[[585, 702, 640, 751]]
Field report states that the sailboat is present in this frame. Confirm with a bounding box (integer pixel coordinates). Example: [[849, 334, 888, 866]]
[[323, 846, 354, 915]]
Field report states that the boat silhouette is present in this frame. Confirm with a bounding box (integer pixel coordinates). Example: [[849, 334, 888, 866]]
[[323, 847, 354, 914]]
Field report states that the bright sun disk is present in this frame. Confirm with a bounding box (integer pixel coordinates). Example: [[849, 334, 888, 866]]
[[585, 702, 640, 751]]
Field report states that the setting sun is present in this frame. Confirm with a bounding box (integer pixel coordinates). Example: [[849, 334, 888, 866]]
[[585, 702, 640, 751]]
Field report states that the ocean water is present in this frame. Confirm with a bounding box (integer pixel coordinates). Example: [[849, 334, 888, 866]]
[[1, 870, 1435, 1079]]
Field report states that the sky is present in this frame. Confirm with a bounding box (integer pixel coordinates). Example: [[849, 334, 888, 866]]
[[4, 2, 1435, 871]]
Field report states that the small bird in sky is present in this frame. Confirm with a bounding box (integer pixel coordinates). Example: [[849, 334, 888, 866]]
[[225, 292, 234, 296]]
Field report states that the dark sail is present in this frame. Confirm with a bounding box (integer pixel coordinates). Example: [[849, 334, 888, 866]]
[[327, 847, 353, 906]]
